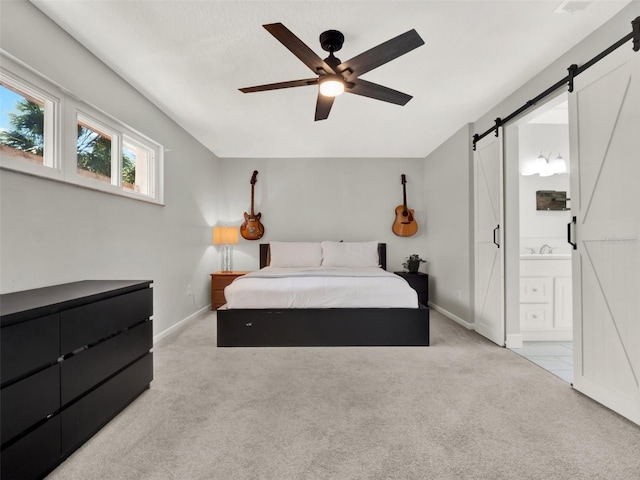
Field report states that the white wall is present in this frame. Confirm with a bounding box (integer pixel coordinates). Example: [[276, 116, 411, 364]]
[[0, 0, 220, 337], [216, 157, 426, 272], [423, 124, 473, 324]]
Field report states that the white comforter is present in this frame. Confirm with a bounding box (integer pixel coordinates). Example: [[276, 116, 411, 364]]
[[223, 266, 419, 309]]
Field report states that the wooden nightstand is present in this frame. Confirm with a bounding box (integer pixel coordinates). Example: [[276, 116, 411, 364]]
[[394, 272, 429, 306], [211, 271, 250, 309]]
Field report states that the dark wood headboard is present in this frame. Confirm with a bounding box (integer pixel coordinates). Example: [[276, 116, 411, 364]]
[[259, 243, 387, 270]]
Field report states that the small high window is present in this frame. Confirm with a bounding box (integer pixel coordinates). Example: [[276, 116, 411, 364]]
[[77, 115, 114, 185], [123, 137, 153, 196], [1, 55, 164, 204], [0, 78, 56, 168]]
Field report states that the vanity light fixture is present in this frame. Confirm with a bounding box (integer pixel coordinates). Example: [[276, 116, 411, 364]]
[[522, 151, 567, 176]]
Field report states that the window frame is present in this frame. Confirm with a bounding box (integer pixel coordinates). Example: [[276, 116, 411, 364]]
[[122, 133, 156, 197], [0, 54, 164, 205], [76, 110, 120, 188], [0, 65, 61, 178]]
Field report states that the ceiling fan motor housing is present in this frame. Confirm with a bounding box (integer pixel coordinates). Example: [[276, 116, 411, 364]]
[[320, 30, 344, 52]]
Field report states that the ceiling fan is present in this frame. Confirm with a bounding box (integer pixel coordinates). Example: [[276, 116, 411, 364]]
[[239, 23, 425, 121]]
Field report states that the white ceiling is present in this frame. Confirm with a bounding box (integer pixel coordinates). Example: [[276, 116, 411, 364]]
[[30, 0, 632, 159]]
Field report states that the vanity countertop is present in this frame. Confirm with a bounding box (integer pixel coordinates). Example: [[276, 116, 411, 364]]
[[520, 254, 571, 260]]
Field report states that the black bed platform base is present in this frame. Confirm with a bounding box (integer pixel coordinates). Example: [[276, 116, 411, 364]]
[[216, 305, 429, 347]]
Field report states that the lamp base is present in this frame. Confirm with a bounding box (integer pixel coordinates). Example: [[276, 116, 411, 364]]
[[221, 245, 233, 273]]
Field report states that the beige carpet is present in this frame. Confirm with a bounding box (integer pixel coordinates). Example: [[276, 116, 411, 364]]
[[47, 310, 640, 480]]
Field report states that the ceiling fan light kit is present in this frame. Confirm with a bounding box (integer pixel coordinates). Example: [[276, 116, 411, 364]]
[[319, 75, 345, 97], [239, 23, 425, 120]]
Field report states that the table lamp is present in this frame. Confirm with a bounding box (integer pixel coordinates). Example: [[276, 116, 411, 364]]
[[213, 226, 239, 272]]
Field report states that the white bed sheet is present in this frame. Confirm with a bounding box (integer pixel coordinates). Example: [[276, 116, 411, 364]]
[[223, 266, 419, 309]]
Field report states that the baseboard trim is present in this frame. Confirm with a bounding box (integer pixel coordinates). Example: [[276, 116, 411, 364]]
[[428, 302, 474, 329], [153, 305, 211, 344], [506, 333, 523, 349]]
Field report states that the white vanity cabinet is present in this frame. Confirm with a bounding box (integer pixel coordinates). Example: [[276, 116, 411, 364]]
[[520, 256, 572, 341]]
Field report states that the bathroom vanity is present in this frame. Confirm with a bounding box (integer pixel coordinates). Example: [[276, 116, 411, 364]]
[[520, 255, 572, 341]]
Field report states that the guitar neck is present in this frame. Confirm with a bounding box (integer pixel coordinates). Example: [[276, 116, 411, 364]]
[[250, 184, 255, 216], [402, 183, 408, 211]]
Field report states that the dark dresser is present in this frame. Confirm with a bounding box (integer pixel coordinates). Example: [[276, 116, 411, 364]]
[[0, 280, 153, 480]]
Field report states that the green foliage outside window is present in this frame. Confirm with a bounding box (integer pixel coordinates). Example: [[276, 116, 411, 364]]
[[0, 98, 44, 156], [77, 124, 112, 177], [122, 157, 135, 185]]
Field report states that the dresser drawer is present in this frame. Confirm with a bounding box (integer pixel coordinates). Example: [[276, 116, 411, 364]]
[[61, 353, 152, 456], [61, 321, 153, 406], [1, 314, 59, 384], [1, 416, 61, 480], [1, 364, 60, 445], [61, 288, 152, 353]]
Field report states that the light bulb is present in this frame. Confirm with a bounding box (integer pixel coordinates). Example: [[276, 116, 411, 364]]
[[521, 159, 537, 176], [319, 76, 345, 97], [551, 155, 567, 174]]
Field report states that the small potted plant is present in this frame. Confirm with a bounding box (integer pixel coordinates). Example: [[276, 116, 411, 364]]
[[402, 254, 426, 273]]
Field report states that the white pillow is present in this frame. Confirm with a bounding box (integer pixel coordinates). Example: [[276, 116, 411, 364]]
[[268, 242, 322, 267], [321, 241, 379, 267]]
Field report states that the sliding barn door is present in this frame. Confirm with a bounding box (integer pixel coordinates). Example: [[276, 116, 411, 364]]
[[474, 133, 505, 346], [569, 45, 640, 425]]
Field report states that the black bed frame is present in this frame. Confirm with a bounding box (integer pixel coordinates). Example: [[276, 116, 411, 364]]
[[216, 243, 429, 347]]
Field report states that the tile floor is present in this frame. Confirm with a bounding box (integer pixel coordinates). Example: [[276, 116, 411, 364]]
[[510, 341, 573, 383]]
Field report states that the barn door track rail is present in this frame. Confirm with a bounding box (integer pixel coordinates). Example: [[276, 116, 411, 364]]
[[472, 16, 640, 150]]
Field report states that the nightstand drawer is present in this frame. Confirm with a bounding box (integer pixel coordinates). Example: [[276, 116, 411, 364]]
[[211, 272, 251, 309], [213, 290, 226, 308]]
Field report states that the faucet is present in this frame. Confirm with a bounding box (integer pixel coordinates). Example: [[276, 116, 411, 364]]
[[525, 247, 536, 254], [539, 244, 554, 254]]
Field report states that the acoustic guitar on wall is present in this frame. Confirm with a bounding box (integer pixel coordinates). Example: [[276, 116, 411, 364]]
[[392, 174, 418, 237], [240, 170, 264, 240]]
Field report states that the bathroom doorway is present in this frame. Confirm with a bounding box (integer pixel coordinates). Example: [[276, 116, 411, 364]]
[[508, 93, 573, 383]]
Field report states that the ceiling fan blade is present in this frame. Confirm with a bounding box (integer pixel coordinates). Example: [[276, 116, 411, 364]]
[[346, 78, 413, 106], [263, 23, 336, 75], [315, 92, 335, 121], [338, 29, 424, 81], [239, 78, 318, 93]]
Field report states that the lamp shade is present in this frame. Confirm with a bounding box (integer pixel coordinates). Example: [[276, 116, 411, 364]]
[[213, 226, 239, 245]]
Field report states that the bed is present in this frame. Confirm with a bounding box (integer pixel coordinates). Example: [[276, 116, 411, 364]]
[[216, 242, 429, 347]]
